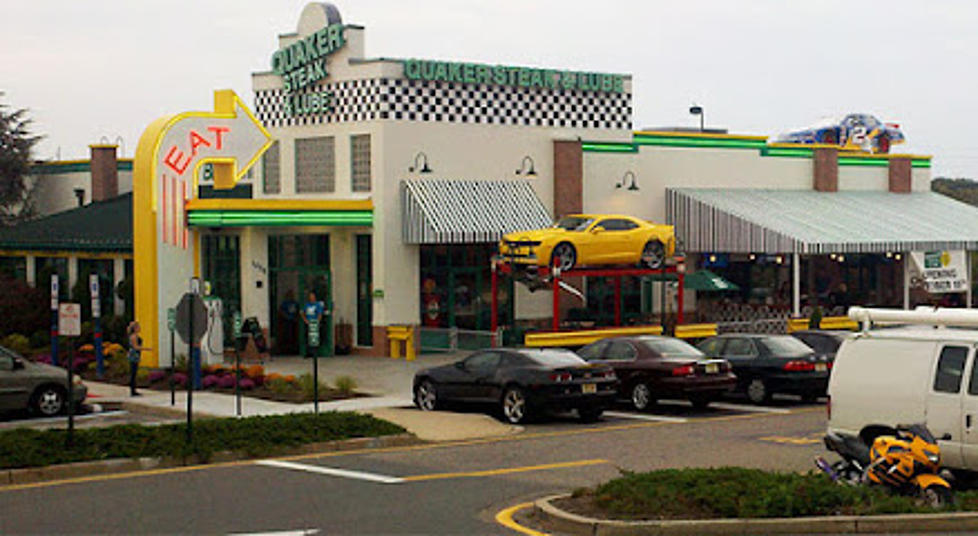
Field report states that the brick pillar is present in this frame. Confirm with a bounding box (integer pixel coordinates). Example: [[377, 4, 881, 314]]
[[813, 147, 838, 192], [888, 157, 912, 193], [553, 140, 583, 217], [89, 144, 119, 202]]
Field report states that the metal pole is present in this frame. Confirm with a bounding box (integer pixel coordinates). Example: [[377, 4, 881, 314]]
[[551, 268, 560, 332], [313, 344, 319, 414], [903, 254, 911, 310], [490, 261, 498, 346], [187, 294, 194, 445], [968, 252, 973, 309], [677, 272, 685, 325], [51, 275, 59, 367], [92, 274, 104, 379], [170, 327, 175, 406], [66, 338, 75, 447], [235, 345, 241, 416], [792, 253, 801, 317]]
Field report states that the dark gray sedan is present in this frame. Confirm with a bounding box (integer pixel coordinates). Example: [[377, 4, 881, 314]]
[[0, 346, 87, 416]]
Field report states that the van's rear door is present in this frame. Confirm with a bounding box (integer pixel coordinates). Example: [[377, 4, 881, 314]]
[[926, 344, 970, 469], [959, 345, 978, 469]]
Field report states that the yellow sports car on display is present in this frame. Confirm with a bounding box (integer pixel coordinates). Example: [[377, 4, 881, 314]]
[[499, 214, 676, 271]]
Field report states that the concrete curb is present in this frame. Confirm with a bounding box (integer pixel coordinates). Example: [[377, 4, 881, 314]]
[[534, 493, 978, 535], [0, 433, 420, 486]]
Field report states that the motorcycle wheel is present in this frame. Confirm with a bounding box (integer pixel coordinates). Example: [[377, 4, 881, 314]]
[[921, 485, 953, 508]]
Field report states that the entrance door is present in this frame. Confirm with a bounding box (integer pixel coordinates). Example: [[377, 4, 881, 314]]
[[268, 234, 332, 357], [356, 234, 373, 346]]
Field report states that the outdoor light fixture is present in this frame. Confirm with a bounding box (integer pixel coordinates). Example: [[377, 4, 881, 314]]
[[515, 156, 537, 177], [709, 254, 717, 263], [775, 256, 784, 264], [895, 253, 903, 261], [616, 171, 639, 191], [829, 253, 837, 260], [885, 251, 893, 258], [689, 104, 704, 132], [838, 254, 846, 263], [409, 152, 432, 173], [749, 253, 757, 261]]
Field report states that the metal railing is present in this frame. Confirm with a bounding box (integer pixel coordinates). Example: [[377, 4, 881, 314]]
[[716, 318, 788, 334], [419, 327, 500, 352]]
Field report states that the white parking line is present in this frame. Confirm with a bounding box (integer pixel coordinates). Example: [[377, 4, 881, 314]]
[[254, 459, 404, 484], [604, 411, 688, 423], [228, 530, 320, 536], [708, 402, 792, 414]]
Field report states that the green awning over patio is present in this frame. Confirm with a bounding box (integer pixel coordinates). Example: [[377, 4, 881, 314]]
[[645, 269, 739, 292]]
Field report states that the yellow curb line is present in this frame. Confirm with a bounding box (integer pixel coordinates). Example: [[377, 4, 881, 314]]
[[496, 502, 549, 536], [0, 406, 820, 493], [402, 459, 608, 482]]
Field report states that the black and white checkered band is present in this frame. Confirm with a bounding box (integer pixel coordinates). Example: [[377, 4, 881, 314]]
[[254, 77, 632, 129]]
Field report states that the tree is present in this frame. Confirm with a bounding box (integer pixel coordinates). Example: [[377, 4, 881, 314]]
[[0, 94, 41, 226]]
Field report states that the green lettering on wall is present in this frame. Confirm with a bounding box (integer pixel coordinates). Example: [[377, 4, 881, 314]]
[[449, 63, 462, 82], [463, 64, 476, 84], [434, 62, 448, 82]]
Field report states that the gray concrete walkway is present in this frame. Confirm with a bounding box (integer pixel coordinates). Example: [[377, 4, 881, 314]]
[[83, 351, 520, 441]]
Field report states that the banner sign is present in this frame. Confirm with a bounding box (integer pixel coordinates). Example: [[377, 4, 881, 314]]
[[910, 250, 968, 294]]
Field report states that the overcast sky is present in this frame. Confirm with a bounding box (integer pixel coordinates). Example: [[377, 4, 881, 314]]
[[2, 0, 977, 177]]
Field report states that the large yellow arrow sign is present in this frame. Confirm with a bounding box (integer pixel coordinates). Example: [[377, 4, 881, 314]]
[[133, 89, 272, 367]]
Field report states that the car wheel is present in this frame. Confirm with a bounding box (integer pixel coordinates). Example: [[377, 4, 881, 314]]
[[877, 135, 891, 154], [921, 485, 953, 508], [550, 242, 576, 272], [501, 386, 530, 424], [414, 380, 440, 411], [31, 385, 66, 417], [641, 240, 666, 269], [746, 379, 771, 405], [578, 407, 603, 423], [630, 382, 654, 411], [689, 395, 712, 410]]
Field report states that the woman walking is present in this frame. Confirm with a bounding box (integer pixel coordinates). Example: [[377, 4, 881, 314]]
[[127, 321, 151, 396]]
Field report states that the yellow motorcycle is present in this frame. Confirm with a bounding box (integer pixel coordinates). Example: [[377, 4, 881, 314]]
[[817, 423, 953, 507]]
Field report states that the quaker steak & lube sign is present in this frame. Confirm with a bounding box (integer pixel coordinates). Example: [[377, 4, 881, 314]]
[[272, 23, 346, 117], [403, 59, 625, 93]]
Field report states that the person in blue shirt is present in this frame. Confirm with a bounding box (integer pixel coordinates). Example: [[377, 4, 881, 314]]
[[302, 291, 324, 356]]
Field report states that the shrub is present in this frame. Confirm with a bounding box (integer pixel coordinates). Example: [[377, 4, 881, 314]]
[[245, 365, 264, 379], [202, 374, 219, 389], [284, 375, 297, 384], [30, 329, 48, 349], [0, 276, 47, 338], [171, 372, 188, 387], [148, 370, 167, 383], [34, 353, 52, 364], [334, 375, 358, 396], [265, 372, 284, 383], [267, 377, 294, 395], [136, 367, 150, 384], [218, 375, 236, 389], [103, 342, 124, 357], [238, 378, 255, 390], [298, 374, 329, 400], [251, 374, 264, 387], [1, 334, 31, 356]]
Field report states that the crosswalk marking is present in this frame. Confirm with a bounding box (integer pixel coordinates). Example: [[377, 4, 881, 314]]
[[255, 460, 404, 484]]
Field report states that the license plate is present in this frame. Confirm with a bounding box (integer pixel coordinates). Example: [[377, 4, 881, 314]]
[[705, 364, 719, 374], [582, 383, 597, 394], [815, 363, 827, 372]]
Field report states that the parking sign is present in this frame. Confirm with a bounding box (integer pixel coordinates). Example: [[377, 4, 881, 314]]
[[59, 303, 82, 337]]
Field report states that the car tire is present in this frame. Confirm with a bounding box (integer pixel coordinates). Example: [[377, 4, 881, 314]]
[[414, 379, 440, 411], [921, 485, 953, 508], [877, 135, 891, 154], [689, 395, 712, 410], [641, 240, 666, 270], [31, 385, 66, 417], [630, 382, 654, 411], [746, 379, 771, 405], [578, 407, 603, 423], [501, 386, 530, 424], [550, 242, 576, 272]]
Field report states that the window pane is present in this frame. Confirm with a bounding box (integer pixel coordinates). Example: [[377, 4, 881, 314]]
[[935, 346, 968, 394], [351, 134, 371, 192], [724, 339, 755, 357], [263, 141, 280, 194], [295, 137, 335, 193], [640, 337, 703, 358], [577, 342, 607, 361], [606, 341, 636, 360]]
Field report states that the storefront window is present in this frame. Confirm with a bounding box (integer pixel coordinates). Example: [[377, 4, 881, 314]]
[[203, 235, 241, 344], [262, 141, 280, 194], [419, 244, 512, 333], [351, 134, 371, 192]]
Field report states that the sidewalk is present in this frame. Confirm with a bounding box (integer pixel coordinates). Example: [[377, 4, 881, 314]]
[[84, 351, 520, 441]]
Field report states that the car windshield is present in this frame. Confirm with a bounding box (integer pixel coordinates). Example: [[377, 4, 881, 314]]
[[639, 337, 704, 358], [553, 216, 594, 231], [760, 336, 814, 357], [523, 350, 588, 367]]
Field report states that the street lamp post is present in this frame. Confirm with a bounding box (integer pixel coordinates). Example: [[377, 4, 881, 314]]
[[689, 105, 704, 132]]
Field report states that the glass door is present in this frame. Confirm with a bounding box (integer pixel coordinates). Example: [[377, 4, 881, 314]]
[[356, 235, 373, 346]]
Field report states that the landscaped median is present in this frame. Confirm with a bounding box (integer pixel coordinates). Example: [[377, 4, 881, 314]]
[[0, 412, 412, 484], [531, 468, 978, 535]]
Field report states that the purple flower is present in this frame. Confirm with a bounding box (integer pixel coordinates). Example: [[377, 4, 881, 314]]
[[148, 370, 167, 383], [202, 374, 220, 389], [238, 378, 255, 390], [218, 375, 236, 389], [171, 372, 188, 387]]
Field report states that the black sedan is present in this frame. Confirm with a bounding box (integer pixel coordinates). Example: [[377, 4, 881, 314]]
[[413, 348, 618, 424], [791, 329, 846, 363], [697, 334, 830, 404]]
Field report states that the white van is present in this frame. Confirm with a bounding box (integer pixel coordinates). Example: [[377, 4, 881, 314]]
[[828, 307, 978, 472]]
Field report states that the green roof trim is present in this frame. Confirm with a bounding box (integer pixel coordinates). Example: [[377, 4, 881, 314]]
[[30, 159, 134, 175], [580, 142, 637, 153], [759, 146, 815, 158], [632, 134, 767, 149], [188, 210, 374, 228]]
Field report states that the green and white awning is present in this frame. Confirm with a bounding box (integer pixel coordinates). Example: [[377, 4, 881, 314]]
[[667, 188, 978, 254], [402, 179, 552, 244]]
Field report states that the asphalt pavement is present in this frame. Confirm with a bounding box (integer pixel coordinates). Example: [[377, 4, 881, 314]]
[[0, 399, 826, 534]]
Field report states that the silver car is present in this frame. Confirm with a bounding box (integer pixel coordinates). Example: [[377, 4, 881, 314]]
[[0, 346, 87, 416]]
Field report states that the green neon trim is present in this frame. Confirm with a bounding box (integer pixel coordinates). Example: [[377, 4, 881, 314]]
[[581, 142, 638, 153], [912, 160, 931, 168], [632, 135, 766, 149], [188, 210, 373, 227], [838, 157, 888, 167], [760, 146, 815, 158]]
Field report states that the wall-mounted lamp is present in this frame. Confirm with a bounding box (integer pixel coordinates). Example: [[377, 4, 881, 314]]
[[515, 156, 536, 177], [409, 152, 432, 173], [749, 253, 757, 261], [689, 104, 704, 132], [616, 171, 639, 191], [894, 253, 903, 261]]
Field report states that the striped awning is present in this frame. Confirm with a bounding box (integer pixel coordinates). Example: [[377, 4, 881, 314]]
[[402, 179, 552, 244], [667, 188, 978, 254]]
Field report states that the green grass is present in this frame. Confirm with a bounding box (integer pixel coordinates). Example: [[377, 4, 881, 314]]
[[0, 412, 406, 469], [586, 468, 962, 520]]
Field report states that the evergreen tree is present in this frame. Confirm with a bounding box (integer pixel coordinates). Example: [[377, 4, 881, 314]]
[[0, 94, 41, 226]]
